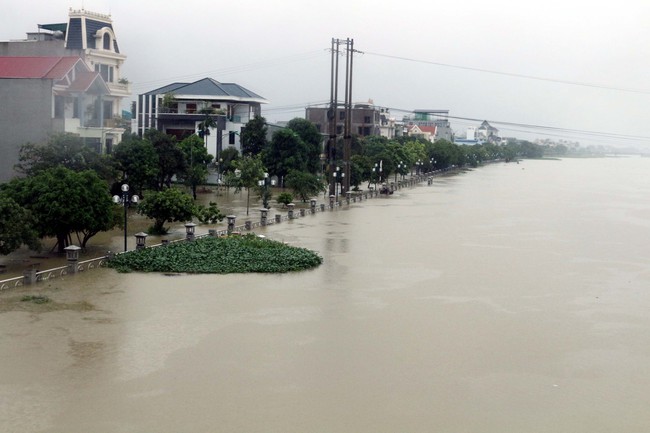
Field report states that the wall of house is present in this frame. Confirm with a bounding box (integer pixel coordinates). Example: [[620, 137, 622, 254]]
[[0, 40, 76, 57], [0, 79, 54, 181]]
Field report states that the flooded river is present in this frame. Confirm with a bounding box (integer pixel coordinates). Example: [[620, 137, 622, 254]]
[[2, 156, 650, 432]]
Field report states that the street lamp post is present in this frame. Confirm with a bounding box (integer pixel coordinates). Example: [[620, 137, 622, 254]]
[[395, 161, 404, 182], [258, 172, 276, 209], [112, 184, 139, 252], [372, 161, 383, 190], [217, 157, 223, 184], [333, 166, 342, 201]]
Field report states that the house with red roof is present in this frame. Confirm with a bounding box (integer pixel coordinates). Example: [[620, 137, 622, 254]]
[[0, 8, 129, 181], [406, 124, 437, 142], [0, 56, 110, 181]]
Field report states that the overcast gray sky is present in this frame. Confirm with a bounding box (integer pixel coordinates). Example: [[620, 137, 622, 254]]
[[3, 0, 649, 148]]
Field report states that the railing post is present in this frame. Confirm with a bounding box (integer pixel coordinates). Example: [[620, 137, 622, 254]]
[[288, 203, 295, 219], [329, 195, 335, 209], [310, 199, 317, 214], [23, 268, 37, 285], [226, 215, 236, 234], [65, 245, 81, 274], [260, 208, 269, 226], [135, 232, 148, 249], [185, 222, 196, 241]]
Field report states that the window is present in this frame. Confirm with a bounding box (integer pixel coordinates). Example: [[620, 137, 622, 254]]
[[212, 103, 221, 109], [364, 116, 371, 123], [95, 64, 114, 83], [186, 103, 197, 114], [103, 33, 111, 50], [339, 111, 345, 120], [54, 96, 65, 118], [229, 131, 236, 145]]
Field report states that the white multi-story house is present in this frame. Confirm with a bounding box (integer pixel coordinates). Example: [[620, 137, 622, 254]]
[[135, 78, 268, 159]]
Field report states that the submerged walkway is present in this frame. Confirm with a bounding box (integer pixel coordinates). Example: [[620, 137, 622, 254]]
[[0, 166, 469, 290]]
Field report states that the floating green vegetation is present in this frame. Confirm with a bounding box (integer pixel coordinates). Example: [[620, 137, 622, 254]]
[[107, 234, 323, 274], [21, 295, 50, 304]]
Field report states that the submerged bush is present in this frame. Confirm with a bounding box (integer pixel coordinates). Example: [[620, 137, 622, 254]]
[[107, 234, 322, 274], [21, 295, 50, 304]]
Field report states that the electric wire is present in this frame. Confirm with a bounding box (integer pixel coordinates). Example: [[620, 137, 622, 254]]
[[362, 51, 650, 95]]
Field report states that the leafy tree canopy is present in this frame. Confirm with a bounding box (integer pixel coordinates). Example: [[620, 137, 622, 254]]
[[16, 132, 116, 182], [145, 129, 185, 190], [137, 187, 195, 234], [263, 129, 309, 179], [3, 167, 116, 252], [285, 170, 325, 202], [218, 147, 240, 176], [111, 133, 159, 196], [240, 115, 268, 156], [232, 154, 267, 215], [177, 134, 214, 199], [286, 118, 323, 174], [0, 194, 40, 255]]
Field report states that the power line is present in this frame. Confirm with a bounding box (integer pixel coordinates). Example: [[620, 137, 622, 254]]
[[363, 51, 650, 95]]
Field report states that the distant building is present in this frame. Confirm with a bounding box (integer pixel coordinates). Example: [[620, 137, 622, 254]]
[[405, 110, 454, 142], [406, 124, 437, 142], [0, 8, 130, 181], [476, 120, 500, 143], [134, 78, 268, 158], [305, 102, 397, 140]]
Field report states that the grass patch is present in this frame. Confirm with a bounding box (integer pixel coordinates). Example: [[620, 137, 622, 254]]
[[21, 295, 50, 304], [107, 234, 323, 274]]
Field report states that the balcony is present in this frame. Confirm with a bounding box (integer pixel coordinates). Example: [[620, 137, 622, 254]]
[[107, 81, 131, 98]]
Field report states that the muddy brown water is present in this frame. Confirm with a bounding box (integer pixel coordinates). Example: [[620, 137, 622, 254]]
[[2, 157, 650, 433]]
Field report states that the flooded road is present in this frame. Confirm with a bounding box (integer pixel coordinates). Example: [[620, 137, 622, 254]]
[[2, 157, 650, 432]]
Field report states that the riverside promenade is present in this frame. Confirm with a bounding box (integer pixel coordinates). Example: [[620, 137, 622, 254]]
[[0, 166, 464, 290]]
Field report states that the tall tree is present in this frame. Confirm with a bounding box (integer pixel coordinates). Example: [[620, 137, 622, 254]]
[[15, 132, 116, 182], [240, 115, 268, 156], [3, 167, 117, 252], [137, 187, 195, 234], [111, 133, 159, 196], [263, 129, 309, 181], [0, 194, 40, 255], [145, 129, 185, 190], [285, 170, 325, 202], [286, 118, 322, 174], [177, 134, 214, 199], [232, 154, 266, 216], [197, 108, 217, 147]]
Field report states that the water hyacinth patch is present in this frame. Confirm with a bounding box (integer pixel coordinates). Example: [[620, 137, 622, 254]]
[[107, 234, 323, 274]]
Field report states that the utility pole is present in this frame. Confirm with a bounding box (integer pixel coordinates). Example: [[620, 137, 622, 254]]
[[327, 38, 340, 197], [342, 38, 354, 195], [327, 37, 357, 197]]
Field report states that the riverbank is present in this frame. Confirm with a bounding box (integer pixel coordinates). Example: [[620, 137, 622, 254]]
[[0, 165, 468, 281]]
